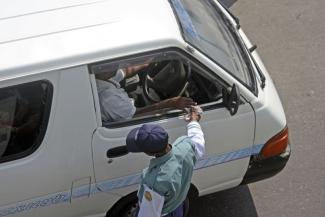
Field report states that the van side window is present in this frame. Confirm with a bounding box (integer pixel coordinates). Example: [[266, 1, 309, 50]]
[[89, 51, 225, 128], [0, 80, 52, 163]]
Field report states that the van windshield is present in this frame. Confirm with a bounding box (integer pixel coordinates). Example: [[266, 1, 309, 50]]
[[170, 0, 254, 89]]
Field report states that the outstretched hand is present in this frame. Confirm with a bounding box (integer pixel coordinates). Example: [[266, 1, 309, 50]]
[[185, 105, 203, 122], [169, 96, 195, 110]]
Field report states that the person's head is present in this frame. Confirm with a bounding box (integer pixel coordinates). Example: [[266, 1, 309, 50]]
[[126, 124, 169, 156]]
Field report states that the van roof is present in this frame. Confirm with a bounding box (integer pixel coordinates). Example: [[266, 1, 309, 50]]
[[0, 0, 183, 78]]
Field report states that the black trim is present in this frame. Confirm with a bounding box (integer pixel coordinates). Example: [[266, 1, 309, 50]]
[[240, 144, 291, 185], [249, 50, 266, 89], [0, 80, 53, 164], [249, 44, 258, 53]]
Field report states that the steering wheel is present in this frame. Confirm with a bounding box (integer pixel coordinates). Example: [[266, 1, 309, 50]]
[[142, 60, 189, 103]]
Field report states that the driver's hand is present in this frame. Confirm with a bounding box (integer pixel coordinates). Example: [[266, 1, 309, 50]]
[[169, 96, 195, 110], [123, 63, 150, 78]]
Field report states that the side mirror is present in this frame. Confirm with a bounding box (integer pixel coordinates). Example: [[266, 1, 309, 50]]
[[222, 84, 240, 116], [107, 146, 129, 158]]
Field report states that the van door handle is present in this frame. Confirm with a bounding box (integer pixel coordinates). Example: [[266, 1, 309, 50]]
[[106, 146, 129, 158]]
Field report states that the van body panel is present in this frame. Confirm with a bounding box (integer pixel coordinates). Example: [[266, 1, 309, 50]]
[[0, 0, 182, 77], [0, 0, 100, 20], [0, 66, 101, 216]]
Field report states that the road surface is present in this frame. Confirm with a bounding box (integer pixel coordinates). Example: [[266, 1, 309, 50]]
[[189, 0, 325, 216]]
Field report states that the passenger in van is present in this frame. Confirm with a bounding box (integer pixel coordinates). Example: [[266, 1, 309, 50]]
[[95, 64, 195, 124]]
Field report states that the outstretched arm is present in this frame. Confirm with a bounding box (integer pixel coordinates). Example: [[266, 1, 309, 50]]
[[135, 96, 195, 116], [186, 106, 205, 158]]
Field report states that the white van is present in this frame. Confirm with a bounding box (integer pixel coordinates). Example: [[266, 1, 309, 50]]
[[0, 0, 290, 216]]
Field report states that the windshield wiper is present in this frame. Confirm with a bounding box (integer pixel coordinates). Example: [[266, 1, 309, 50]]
[[245, 43, 267, 89], [249, 50, 266, 88]]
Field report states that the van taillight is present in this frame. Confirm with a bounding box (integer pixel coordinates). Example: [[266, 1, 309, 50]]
[[260, 127, 289, 159]]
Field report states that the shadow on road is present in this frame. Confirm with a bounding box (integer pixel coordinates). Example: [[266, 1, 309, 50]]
[[218, 0, 238, 8], [188, 185, 258, 217]]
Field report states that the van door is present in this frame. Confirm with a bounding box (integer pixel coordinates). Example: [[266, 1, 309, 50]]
[[90, 51, 256, 196]]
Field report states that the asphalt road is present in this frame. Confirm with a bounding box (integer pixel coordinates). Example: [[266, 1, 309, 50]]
[[189, 0, 325, 216]]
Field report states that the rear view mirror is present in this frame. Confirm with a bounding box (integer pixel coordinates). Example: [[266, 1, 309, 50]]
[[222, 84, 240, 116]]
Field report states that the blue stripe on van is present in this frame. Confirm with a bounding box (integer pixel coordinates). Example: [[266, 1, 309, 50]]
[[198, 144, 263, 169], [96, 173, 142, 192], [0, 192, 70, 217], [0, 144, 264, 217]]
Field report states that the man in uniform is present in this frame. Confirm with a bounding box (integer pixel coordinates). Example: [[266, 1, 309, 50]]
[[125, 106, 205, 217]]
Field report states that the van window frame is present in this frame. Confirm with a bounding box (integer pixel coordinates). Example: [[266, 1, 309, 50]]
[[88, 47, 232, 129], [0, 80, 53, 164]]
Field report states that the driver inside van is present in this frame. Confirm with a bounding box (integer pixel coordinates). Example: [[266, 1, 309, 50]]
[[95, 63, 195, 125]]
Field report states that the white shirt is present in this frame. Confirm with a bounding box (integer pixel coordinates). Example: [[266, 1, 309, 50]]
[[187, 121, 205, 159]]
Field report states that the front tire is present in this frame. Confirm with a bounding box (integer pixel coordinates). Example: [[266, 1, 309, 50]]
[[119, 201, 138, 217], [106, 192, 138, 217], [107, 187, 195, 217]]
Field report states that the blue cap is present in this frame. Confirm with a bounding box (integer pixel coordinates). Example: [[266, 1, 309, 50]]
[[126, 124, 169, 153]]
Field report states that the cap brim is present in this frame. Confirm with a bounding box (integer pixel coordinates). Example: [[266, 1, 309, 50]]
[[126, 127, 141, 152]]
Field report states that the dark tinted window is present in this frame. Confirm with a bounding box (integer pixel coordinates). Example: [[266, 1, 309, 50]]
[[0, 80, 52, 163]]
